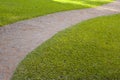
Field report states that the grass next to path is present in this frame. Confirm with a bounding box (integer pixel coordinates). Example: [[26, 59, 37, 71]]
[[0, 0, 113, 26], [12, 14, 120, 80]]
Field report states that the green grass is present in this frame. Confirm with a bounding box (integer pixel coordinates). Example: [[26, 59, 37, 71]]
[[0, 0, 113, 26], [12, 14, 120, 80]]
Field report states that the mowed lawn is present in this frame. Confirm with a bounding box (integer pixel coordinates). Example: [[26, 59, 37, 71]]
[[0, 0, 113, 26], [12, 14, 120, 80]]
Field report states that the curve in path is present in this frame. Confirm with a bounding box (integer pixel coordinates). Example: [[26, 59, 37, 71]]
[[0, 0, 120, 80]]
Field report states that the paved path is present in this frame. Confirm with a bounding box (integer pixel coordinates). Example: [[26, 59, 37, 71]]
[[0, 0, 120, 80]]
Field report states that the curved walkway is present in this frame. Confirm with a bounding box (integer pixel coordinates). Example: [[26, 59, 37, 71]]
[[0, 0, 120, 80]]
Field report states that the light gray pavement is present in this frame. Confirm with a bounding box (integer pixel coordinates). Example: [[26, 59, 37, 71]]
[[0, 0, 120, 80]]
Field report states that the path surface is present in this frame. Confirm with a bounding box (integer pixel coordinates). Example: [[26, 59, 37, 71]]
[[0, 0, 120, 80]]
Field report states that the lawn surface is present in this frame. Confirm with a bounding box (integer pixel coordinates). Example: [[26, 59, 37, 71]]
[[0, 0, 113, 26], [12, 14, 120, 80]]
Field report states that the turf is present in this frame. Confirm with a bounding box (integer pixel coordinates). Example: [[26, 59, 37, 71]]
[[0, 0, 113, 26], [12, 14, 120, 80]]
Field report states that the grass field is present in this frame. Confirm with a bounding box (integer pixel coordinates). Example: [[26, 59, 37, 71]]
[[12, 14, 120, 80], [0, 0, 113, 26]]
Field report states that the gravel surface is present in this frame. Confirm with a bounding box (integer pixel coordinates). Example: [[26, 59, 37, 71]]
[[0, 0, 120, 80]]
